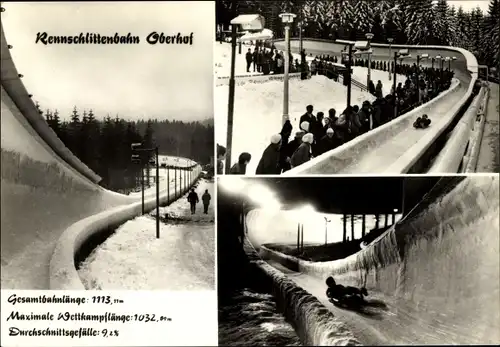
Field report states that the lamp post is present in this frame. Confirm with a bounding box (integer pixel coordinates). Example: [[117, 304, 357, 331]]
[[324, 217, 331, 245], [416, 53, 429, 72], [131, 143, 161, 239], [226, 13, 266, 173], [365, 32, 374, 87], [387, 38, 394, 80], [393, 49, 411, 118], [341, 44, 354, 107], [298, 21, 303, 55], [435, 55, 442, 82], [279, 12, 297, 126]]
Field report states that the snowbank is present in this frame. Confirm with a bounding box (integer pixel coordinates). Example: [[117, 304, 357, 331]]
[[215, 75, 376, 174], [78, 180, 214, 290]]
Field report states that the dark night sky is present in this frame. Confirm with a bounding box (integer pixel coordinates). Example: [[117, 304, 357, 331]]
[[219, 176, 443, 215]]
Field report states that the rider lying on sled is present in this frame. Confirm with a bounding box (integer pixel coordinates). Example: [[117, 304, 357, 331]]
[[325, 276, 368, 302]]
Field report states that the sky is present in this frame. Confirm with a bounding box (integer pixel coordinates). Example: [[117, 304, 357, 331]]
[[2, 2, 214, 122], [447, 0, 490, 13]]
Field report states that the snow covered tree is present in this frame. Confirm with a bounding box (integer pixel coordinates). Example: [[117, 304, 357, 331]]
[[454, 6, 470, 48], [447, 5, 459, 46], [433, 0, 451, 45], [351, 0, 375, 40], [481, 0, 500, 69], [469, 7, 484, 56], [404, 0, 435, 44]]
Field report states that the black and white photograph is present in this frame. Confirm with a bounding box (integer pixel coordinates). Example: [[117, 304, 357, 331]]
[[215, 0, 499, 175], [1, 2, 215, 291], [217, 174, 499, 346]]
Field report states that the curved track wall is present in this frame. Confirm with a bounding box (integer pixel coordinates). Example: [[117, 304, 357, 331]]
[[274, 38, 478, 174], [249, 176, 499, 344], [1, 23, 202, 289]]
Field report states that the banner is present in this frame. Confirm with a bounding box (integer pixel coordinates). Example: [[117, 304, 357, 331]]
[[1, 290, 217, 346]]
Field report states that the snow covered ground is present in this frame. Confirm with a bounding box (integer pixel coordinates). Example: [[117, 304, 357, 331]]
[[78, 179, 215, 290], [216, 75, 376, 174]]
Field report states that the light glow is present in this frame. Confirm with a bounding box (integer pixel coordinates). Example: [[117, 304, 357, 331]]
[[247, 183, 281, 211], [219, 176, 246, 193]]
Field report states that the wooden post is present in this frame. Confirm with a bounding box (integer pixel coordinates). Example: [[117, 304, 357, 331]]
[[362, 214, 366, 238], [343, 214, 347, 242], [351, 214, 355, 240]]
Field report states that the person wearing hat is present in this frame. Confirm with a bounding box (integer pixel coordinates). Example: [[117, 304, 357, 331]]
[[256, 134, 282, 175], [230, 152, 252, 175], [281, 130, 305, 172], [318, 127, 341, 155], [216, 144, 226, 175], [291, 133, 314, 168], [299, 105, 317, 132], [300, 120, 310, 133]]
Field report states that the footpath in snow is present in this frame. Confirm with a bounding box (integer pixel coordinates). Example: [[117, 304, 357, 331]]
[[78, 179, 215, 290]]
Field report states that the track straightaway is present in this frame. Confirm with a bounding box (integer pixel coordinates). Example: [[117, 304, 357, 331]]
[[335, 81, 465, 174], [275, 39, 474, 174]]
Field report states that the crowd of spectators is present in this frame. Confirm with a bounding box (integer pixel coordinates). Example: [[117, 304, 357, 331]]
[[223, 45, 455, 175]]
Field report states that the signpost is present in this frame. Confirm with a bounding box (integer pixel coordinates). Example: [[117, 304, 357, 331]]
[[131, 143, 160, 239]]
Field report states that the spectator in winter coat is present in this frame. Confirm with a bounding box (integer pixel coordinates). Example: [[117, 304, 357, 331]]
[[299, 105, 316, 131], [291, 133, 314, 168], [187, 189, 199, 215], [217, 144, 226, 175], [282, 131, 305, 172], [369, 80, 376, 96], [256, 134, 282, 175], [344, 106, 361, 139], [375, 80, 383, 99], [202, 189, 211, 214], [279, 120, 293, 171], [310, 59, 318, 75], [328, 108, 337, 124], [318, 128, 341, 155], [357, 101, 372, 133], [335, 114, 349, 143], [371, 99, 383, 128], [246, 48, 253, 72], [252, 49, 258, 72], [230, 152, 251, 174], [323, 117, 333, 131], [312, 112, 325, 156]]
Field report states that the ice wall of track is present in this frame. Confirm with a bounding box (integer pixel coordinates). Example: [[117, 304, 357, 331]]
[[243, 238, 361, 346], [250, 176, 499, 344], [1, 85, 137, 289]]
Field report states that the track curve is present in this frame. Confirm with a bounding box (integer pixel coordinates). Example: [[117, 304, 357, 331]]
[[247, 176, 499, 345], [274, 39, 477, 174], [0, 22, 196, 289]]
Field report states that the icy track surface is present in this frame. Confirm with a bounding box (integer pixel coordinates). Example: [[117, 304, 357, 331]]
[[248, 176, 500, 345], [78, 179, 215, 290], [273, 39, 472, 174]]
